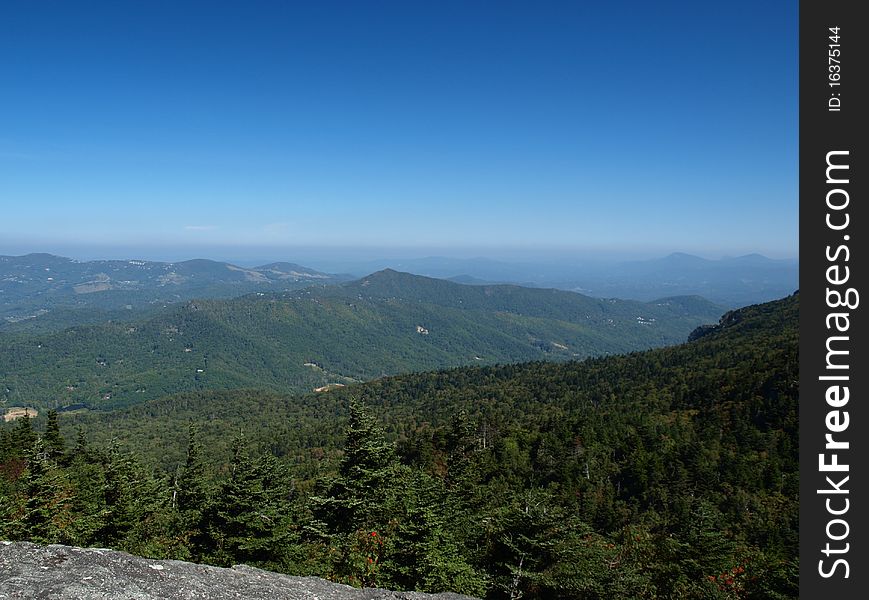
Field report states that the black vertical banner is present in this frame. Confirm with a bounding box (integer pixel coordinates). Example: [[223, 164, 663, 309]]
[[800, 0, 867, 597]]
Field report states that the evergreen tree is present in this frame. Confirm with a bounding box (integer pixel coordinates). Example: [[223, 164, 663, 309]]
[[10, 413, 37, 458], [207, 435, 293, 568], [63, 442, 107, 546], [95, 440, 141, 547], [15, 438, 72, 544], [174, 423, 211, 560], [382, 469, 488, 596], [308, 397, 403, 586], [311, 398, 398, 537], [445, 409, 479, 488], [480, 487, 657, 599], [43, 409, 66, 463], [68, 427, 93, 464]]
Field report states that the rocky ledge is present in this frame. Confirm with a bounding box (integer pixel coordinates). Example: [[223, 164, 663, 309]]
[[0, 541, 477, 600]]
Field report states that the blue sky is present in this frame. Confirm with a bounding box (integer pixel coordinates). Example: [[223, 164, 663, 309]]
[[0, 1, 798, 260]]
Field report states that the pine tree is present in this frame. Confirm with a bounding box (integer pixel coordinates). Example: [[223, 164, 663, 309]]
[[43, 410, 66, 463], [10, 413, 37, 458], [15, 438, 72, 544], [383, 469, 487, 596], [95, 440, 142, 547], [174, 423, 211, 560], [482, 487, 638, 599], [308, 397, 403, 586], [207, 435, 293, 568], [68, 427, 92, 464], [445, 409, 479, 487], [312, 398, 398, 537], [64, 441, 107, 546]]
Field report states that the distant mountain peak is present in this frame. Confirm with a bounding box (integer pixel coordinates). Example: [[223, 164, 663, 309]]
[[361, 268, 426, 282], [349, 269, 437, 291], [662, 252, 707, 263], [18, 252, 73, 264], [729, 253, 772, 263]]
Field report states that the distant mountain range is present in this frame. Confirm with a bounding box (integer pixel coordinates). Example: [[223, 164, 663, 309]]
[[560, 252, 798, 306], [0, 252, 796, 332], [309, 252, 798, 307], [0, 253, 351, 331], [0, 269, 724, 412]]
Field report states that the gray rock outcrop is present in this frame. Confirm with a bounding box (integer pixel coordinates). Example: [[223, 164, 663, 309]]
[[0, 541, 478, 600]]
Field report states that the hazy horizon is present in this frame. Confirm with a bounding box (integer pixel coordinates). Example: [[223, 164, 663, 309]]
[[0, 242, 798, 269], [1, 1, 797, 259]]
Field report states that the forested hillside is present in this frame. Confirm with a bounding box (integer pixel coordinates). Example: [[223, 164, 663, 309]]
[[0, 293, 798, 598], [0, 270, 723, 412], [0, 253, 347, 333]]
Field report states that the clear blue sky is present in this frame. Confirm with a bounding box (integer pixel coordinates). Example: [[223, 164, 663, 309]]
[[0, 1, 798, 260]]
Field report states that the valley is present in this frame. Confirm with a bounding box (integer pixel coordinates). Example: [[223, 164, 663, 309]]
[[0, 292, 799, 598], [0, 253, 350, 333], [0, 268, 724, 413], [0, 253, 798, 598]]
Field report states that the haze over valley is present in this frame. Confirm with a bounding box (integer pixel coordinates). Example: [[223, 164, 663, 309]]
[[1, 258, 727, 412], [0, 249, 795, 333]]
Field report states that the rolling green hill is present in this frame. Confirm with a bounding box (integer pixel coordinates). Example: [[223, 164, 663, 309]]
[[55, 292, 797, 475], [0, 253, 348, 333], [0, 270, 724, 412], [15, 293, 798, 598]]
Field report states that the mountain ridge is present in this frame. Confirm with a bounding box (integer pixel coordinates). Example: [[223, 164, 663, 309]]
[[0, 270, 725, 412], [3, 293, 798, 598], [0, 253, 350, 332]]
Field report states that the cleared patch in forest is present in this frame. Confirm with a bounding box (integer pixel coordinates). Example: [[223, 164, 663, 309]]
[[3, 407, 38, 422]]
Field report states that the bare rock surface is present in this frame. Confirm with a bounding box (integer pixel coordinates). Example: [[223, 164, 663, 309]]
[[0, 541, 478, 600]]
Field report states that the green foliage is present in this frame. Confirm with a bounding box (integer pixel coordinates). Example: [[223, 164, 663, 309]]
[[205, 435, 295, 569], [1, 270, 723, 412], [306, 400, 487, 594], [9, 413, 37, 458], [43, 410, 66, 462], [307, 398, 402, 584], [174, 424, 211, 560], [13, 439, 73, 544], [322, 398, 398, 532], [385, 470, 488, 597], [0, 253, 344, 334], [0, 294, 799, 598]]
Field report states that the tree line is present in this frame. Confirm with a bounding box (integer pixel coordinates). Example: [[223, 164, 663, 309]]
[[0, 295, 799, 598]]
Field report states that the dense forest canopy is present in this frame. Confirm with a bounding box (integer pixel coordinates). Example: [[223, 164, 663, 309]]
[[0, 270, 723, 412], [1, 293, 798, 598]]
